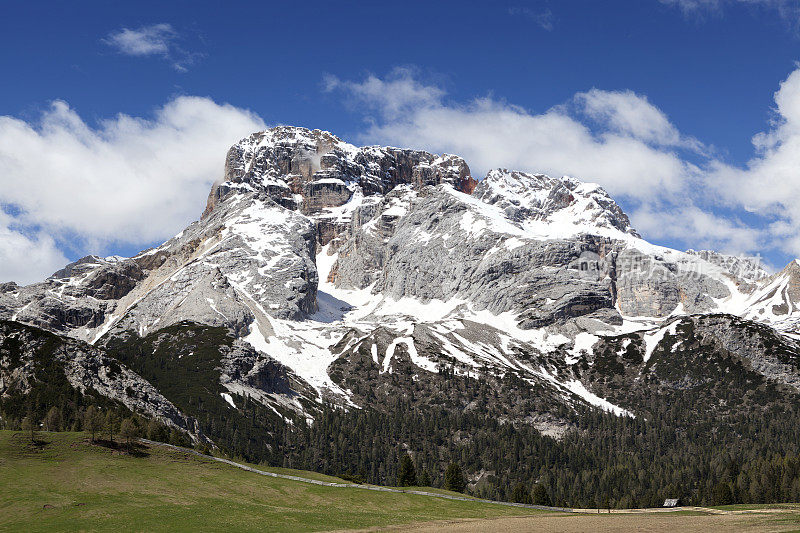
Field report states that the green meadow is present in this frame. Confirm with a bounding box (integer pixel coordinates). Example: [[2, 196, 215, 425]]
[[0, 431, 548, 532]]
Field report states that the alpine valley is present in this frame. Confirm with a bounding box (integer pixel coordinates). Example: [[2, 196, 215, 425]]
[[3, 126, 800, 507]]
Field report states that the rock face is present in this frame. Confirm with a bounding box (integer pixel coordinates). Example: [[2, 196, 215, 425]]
[[204, 126, 477, 247], [332, 185, 623, 328], [0, 191, 319, 345], [1, 256, 129, 335], [614, 248, 733, 316], [0, 320, 200, 436], [740, 260, 800, 329], [686, 249, 769, 287], [328, 168, 761, 329], [106, 191, 319, 338], [4, 125, 800, 440], [579, 314, 800, 419]]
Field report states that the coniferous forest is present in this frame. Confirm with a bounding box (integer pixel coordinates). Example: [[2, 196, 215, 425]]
[[3, 320, 800, 509]]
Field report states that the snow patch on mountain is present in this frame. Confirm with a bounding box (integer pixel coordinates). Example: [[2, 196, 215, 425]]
[[641, 319, 683, 363]]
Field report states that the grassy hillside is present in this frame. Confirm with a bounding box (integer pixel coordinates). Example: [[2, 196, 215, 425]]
[[0, 431, 549, 532], [3, 431, 800, 532]]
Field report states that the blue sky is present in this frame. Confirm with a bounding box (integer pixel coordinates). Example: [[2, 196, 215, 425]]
[[2, 0, 800, 283]]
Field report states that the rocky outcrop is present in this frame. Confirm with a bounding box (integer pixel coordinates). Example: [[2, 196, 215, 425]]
[[473, 169, 637, 235], [686, 249, 769, 287], [331, 184, 624, 327], [103, 191, 319, 340], [577, 314, 800, 420], [301, 179, 352, 214], [0, 320, 200, 436], [741, 260, 800, 329], [614, 248, 732, 316], [692, 314, 800, 391], [203, 127, 477, 247], [1, 189, 319, 343]]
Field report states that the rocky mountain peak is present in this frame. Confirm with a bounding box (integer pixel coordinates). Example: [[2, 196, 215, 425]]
[[203, 126, 477, 222], [770, 259, 800, 304], [734, 258, 800, 330], [685, 249, 769, 287], [472, 169, 639, 237]]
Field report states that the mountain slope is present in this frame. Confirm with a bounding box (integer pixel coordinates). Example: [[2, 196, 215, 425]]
[[2, 126, 800, 505]]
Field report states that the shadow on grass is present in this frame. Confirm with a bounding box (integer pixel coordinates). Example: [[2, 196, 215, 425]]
[[13, 432, 51, 450], [90, 439, 150, 458]]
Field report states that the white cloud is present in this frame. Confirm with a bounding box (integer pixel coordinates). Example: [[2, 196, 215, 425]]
[[708, 67, 800, 256], [575, 89, 705, 152], [0, 212, 68, 285], [660, 0, 727, 11], [0, 96, 265, 282], [631, 205, 764, 253], [105, 23, 174, 56], [326, 70, 696, 200], [324, 68, 445, 120], [7, 66, 800, 284], [104, 23, 199, 71]]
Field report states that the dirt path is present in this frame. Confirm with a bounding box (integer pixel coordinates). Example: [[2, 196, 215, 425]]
[[374, 511, 799, 532]]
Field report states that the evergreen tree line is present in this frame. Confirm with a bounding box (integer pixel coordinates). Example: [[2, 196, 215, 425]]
[[270, 397, 800, 508]]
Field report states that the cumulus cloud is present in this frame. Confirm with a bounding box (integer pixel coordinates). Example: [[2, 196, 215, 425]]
[[104, 23, 199, 71], [0, 212, 68, 285], [325, 67, 800, 260], [631, 205, 764, 253], [105, 23, 175, 56], [6, 67, 800, 282], [0, 96, 265, 282], [324, 68, 445, 120], [575, 89, 705, 153], [325, 69, 697, 200], [709, 67, 800, 256]]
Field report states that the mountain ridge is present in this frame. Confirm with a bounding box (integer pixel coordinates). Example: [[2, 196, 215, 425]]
[[2, 125, 800, 438]]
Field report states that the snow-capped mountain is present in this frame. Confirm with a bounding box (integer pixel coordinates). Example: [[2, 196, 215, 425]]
[[739, 259, 800, 330], [3, 126, 800, 441]]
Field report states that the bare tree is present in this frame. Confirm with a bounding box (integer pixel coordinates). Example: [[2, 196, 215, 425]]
[[45, 407, 61, 432], [20, 416, 36, 443], [120, 418, 139, 450], [105, 411, 117, 444], [83, 406, 103, 442]]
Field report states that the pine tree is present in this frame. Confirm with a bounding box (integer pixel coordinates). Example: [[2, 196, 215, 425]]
[[147, 418, 172, 442], [531, 484, 552, 506], [713, 481, 734, 506], [512, 482, 532, 504], [420, 470, 432, 487], [105, 411, 116, 444], [21, 415, 36, 443], [444, 463, 466, 493], [397, 453, 417, 486], [120, 418, 139, 449], [45, 406, 61, 432]]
